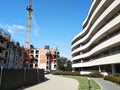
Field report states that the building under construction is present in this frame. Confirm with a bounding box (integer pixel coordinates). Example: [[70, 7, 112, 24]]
[[29, 45, 60, 72]]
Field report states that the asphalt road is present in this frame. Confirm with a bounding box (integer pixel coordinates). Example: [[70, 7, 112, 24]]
[[90, 77, 120, 90]]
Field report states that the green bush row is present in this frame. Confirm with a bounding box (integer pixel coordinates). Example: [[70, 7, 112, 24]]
[[53, 71, 120, 85], [104, 75, 120, 84], [52, 71, 80, 76], [82, 72, 103, 78], [113, 73, 120, 77], [52, 71, 103, 78]]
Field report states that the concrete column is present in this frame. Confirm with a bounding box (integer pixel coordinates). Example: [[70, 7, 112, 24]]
[[81, 67, 83, 71], [111, 64, 116, 74], [99, 65, 101, 72]]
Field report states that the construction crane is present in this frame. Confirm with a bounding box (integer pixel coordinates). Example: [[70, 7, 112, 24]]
[[25, 0, 33, 49]]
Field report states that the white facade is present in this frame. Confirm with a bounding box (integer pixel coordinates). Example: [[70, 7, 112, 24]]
[[71, 0, 120, 74]]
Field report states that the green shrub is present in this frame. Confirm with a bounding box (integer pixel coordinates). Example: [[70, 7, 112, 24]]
[[52, 71, 80, 76], [104, 75, 120, 84], [81, 72, 103, 78], [52, 72, 62, 75], [80, 74, 90, 77], [113, 73, 120, 77], [52, 71, 104, 78]]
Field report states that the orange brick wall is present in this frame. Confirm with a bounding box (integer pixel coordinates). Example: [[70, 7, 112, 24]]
[[40, 50, 48, 64], [39, 49, 55, 64]]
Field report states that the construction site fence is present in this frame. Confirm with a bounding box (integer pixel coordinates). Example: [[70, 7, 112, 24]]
[[0, 67, 44, 90]]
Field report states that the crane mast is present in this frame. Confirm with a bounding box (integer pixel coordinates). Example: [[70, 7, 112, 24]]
[[25, 0, 33, 49]]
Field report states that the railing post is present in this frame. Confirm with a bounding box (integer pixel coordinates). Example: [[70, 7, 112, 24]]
[[88, 78, 91, 90], [0, 67, 3, 88]]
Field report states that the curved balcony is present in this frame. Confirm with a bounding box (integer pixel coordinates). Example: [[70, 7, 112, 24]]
[[72, 0, 113, 45], [72, 15, 120, 55], [72, 0, 120, 50], [72, 33, 120, 61], [72, 0, 103, 44], [72, 53, 120, 68], [82, 0, 100, 28]]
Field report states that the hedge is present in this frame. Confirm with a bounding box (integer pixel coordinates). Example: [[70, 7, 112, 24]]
[[52, 71, 104, 78], [52, 71, 80, 76], [104, 75, 120, 84]]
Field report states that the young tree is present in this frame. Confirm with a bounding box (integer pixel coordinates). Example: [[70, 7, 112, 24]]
[[66, 60, 72, 71], [57, 57, 72, 71]]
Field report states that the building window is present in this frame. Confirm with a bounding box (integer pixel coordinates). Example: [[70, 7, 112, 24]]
[[7, 43, 9, 48], [54, 65, 56, 68], [36, 55, 38, 58], [35, 64, 38, 67], [30, 50, 34, 54], [35, 59, 38, 63], [31, 55, 33, 57], [5, 51, 8, 58], [1, 39, 4, 43], [0, 49, 2, 53], [4, 60, 7, 64], [46, 66, 48, 69], [36, 50, 39, 54], [46, 61, 49, 64], [47, 56, 49, 60], [30, 64, 33, 68], [15, 63, 17, 66]]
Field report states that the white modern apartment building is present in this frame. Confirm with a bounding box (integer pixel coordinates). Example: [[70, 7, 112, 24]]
[[71, 0, 120, 74]]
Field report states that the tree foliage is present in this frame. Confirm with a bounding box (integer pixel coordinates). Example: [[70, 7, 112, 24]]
[[57, 57, 72, 71]]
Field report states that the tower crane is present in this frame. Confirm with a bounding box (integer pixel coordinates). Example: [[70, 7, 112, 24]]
[[25, 0, 33, 49]]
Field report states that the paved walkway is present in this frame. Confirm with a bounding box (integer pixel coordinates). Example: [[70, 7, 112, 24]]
[[90, 77, 120, 90], [22, 74, 79, 90]]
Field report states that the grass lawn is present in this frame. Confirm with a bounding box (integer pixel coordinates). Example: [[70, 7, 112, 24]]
[[64, 76, 101, 90]]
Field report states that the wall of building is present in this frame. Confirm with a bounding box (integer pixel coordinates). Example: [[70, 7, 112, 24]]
[[29, 46, 60, 72], [0, 28, 28, 69], [71, 0, 120, 74]]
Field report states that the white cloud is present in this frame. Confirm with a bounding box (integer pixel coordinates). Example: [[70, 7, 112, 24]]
[[6, 24, 15, 30], [12, 24, 25, 30], [0, 23, 25, 34], [4, 24, 25, 34], [7, 28, 13, 34], [6, 24, 25, 30]]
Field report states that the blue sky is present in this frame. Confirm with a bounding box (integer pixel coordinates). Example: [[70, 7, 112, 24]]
[[0, 0, 91, 59]]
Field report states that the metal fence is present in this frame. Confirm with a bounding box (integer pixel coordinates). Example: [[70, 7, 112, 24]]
[[0, 67, 44, 90]]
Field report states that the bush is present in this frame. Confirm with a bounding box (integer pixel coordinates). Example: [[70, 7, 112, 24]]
[[52, 71, 104, 78], [113, 73, 120, 77], [52, 72, 62, 75], [52, 71, 80, 76], [81, 72, 103, 78], [104, 75, 120, 84], [88, 72, 103, 78]]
